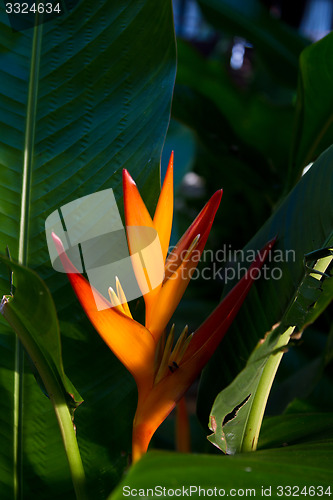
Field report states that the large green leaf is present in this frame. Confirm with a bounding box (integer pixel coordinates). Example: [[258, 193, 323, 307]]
[[0, 256, 81, 407], [259, 412, 333, 449], [109, 438, 333, 500], [0, 0, 175, 282], [197, 145, 333, 432], [289, 32, 333, 186], [0, 1, 176, 497]]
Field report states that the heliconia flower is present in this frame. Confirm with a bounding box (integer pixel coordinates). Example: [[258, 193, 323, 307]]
[[52, 153, 275, 464]]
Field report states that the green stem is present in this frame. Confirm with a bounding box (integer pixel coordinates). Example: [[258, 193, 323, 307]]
[[241, 326, 294, 453], [19, 11, 42, 265], [13, 341, 24, 500], [51, 396, 88, 500]]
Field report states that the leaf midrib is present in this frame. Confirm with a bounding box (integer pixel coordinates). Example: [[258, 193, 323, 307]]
[[18, 22, 43, 266], [15, 20, 43, 500]]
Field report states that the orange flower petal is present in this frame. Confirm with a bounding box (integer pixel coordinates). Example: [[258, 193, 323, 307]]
[[153, 152, 174, 263], [145, 154, 174, 330], [123, 170, 165, 324], [122, 169, 154, 229], [52, 233, 156, 390], [147, 190, 222, 339]]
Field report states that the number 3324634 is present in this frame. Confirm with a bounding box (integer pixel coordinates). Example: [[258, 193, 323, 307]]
[[6, 3, 61, 14]]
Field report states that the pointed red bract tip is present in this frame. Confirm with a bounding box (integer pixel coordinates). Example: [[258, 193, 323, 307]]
[[210, 189, 223, 213], [51, 231, 63, 252], [122, 168, 137, 187], [268, 235, 278, 248], [51, 232, 79, 275], [164, 188, 223, 275], [51, 231, 67, 264], [200, 189, 223, 224]]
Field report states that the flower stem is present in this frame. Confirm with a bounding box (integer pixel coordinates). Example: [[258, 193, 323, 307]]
[[176, 397, 191, 453], [52, 396, 88, 500], [241, 326, 294, 453], [132, 421, 152, 464]]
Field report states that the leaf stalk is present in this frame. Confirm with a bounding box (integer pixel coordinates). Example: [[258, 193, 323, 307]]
[[241, 327, 293, 453]]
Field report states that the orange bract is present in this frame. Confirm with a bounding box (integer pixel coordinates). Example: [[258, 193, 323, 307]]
[[123, 157, 222, 340]]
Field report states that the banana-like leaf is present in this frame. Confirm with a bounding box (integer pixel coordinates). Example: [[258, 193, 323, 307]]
[[109, 432, 333, 500], [0, 1, 176, 497], [259, 412, 333, 449], [197, 144, 333, 436]]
